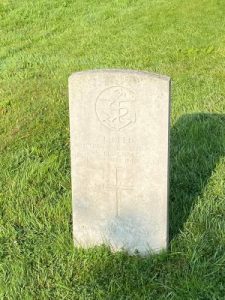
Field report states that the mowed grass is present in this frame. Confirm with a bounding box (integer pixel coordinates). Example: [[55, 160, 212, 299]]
[[1, 0, 225, 298]]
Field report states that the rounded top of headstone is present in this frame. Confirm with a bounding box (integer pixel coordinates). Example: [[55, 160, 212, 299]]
[[69, 69, 170, 82]]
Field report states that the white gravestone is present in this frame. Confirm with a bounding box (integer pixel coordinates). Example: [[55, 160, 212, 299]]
[[69, 69, 170, 255]]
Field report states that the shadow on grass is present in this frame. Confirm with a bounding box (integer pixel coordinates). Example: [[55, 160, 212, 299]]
[[169, 113, 225, 240]]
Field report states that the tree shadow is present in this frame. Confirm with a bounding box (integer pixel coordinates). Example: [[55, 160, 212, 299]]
[[169, 113, 225, 240]]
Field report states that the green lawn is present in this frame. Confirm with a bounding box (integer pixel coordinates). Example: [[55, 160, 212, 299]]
[[1, 0, 225, 299]]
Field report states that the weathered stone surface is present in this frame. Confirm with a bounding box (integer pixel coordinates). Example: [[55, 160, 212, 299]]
[[69, 69, 170, 255]]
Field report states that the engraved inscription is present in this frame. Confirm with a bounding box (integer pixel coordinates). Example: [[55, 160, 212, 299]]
[[74, 135, 148, 165], [105, 167, 134, 217], [95, 86, 136, 130]]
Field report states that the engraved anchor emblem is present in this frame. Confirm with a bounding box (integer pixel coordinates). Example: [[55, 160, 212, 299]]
[[95, 86, 136, 130], [104, 167, 134, 217]]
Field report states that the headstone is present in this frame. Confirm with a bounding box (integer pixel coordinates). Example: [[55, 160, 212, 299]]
[[69, 69, 170, 255]]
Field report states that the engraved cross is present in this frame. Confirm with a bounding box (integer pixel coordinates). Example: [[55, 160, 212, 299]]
[[105, 167, 133, 217]]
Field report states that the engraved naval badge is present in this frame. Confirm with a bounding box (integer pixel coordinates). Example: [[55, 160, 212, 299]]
[[95, 86, 136, 130]]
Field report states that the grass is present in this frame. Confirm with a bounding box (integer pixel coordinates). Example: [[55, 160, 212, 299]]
[[1, 0, 225, 298]]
